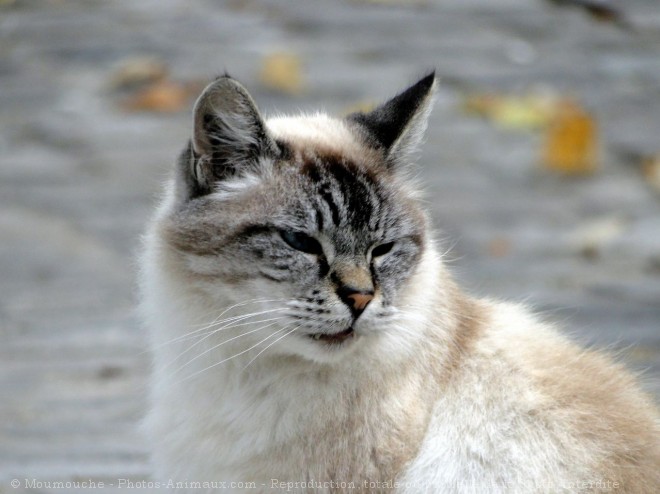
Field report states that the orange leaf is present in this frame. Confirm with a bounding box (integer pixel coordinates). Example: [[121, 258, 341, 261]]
[[541, 100, 598, 175], [642, 155, 660, 194], [110, 57, 168, 90], [122, 80, 189, 113]]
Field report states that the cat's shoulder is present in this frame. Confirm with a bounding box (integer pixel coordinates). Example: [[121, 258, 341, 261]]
[[471, 299, 651, 399], [415, 298, 660, 491], [465, 298, 659, 454]]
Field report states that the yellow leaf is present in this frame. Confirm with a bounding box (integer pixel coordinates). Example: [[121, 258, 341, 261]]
[[491, 96, 556, 130], [259, 52, 304, 95], [541, 100, 599, 175], [462, 93, 557, 130]]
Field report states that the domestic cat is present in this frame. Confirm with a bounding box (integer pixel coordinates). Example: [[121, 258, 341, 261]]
[[140, 73, 660, 493]]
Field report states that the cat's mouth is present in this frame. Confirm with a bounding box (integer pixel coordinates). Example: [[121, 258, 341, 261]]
[[307, 327, 355, 344]]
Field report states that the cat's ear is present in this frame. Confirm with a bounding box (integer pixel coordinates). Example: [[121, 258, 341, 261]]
[[182, 76, 279, 199], [347, 72, 436, 169]]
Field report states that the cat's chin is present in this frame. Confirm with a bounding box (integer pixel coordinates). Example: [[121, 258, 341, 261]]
[[282, 321, 414, 366], [277, 327, 364, 365]]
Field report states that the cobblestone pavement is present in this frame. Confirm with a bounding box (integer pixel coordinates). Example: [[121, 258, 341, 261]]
[[1, 0, 659, 490]]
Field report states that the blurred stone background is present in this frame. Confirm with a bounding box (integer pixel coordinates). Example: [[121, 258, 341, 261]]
[[1, 0, 659, 491]]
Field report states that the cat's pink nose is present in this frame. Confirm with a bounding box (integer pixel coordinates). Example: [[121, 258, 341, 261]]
[[333, 266, 375, 318], [346, 292, 374, 311]]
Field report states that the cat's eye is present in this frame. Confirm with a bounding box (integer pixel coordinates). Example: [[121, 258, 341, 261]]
[[371, 242, 394, 258], [279, 230, 324, 255]]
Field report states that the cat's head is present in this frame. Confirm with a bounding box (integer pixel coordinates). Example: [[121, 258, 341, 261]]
[[158, 73, 443, 365]]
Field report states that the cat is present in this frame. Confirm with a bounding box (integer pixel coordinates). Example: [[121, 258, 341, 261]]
[[140, 73, 660, 493]]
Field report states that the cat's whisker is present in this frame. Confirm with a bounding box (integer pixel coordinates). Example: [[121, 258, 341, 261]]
[[436, 238, 460, 261], [162, 316, 289, 370], [176, 309, 288, 346], [138, 301, 287, 357], [174, 324, 296, 385], [147, 307, 288, 353], [163, 298, 283, 333], [185, 298, 288, 329], [161, 300, 287, 349], [241, 325, 301, 371], [168, 319, 289, 374]]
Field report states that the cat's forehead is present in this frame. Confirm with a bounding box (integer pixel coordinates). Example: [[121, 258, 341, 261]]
[[259, 114, 425, 237], [266, 114, 382, 165]]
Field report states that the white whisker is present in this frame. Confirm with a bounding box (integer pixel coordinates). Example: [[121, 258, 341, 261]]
[[170, 320, 288, 375], [147, 306, 288, 353], [242, 325, 301, 371], [164, 315, 289, 369], [186, 298, 287, 329], [171, 324, 296, 385], [180, 305, 287, 337]]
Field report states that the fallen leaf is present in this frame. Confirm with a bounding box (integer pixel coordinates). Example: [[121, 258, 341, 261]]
[[110, 57, 168, 90], [462, 91, 600, 174], [122, 80, 190, 113], [541, 100, 599, 175], [462, 93, 558, 130], [259, 52, 304, 95], [642, 154, 660, 194]]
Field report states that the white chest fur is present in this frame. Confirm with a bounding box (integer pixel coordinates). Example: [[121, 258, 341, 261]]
[[146, 347, 435, 492]]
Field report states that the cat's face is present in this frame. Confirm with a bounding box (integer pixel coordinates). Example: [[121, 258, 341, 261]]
[[161, 74, 438, 364]]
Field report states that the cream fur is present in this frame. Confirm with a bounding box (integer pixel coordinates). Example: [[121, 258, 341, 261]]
[[141, 113, 660, 493]]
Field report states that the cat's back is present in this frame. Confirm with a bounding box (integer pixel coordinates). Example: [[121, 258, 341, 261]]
[[402, 300, 660, 493]]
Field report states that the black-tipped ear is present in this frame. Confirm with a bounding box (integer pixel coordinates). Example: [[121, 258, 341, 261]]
[[183, 76, 278, 199], [347, 72, 436, 169]]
